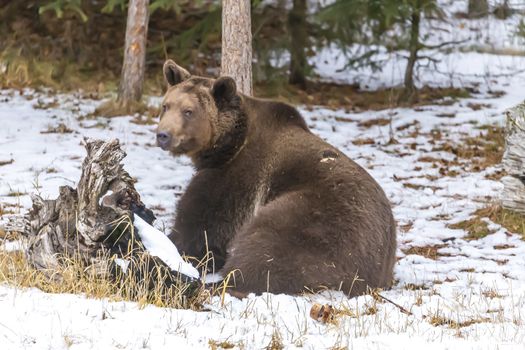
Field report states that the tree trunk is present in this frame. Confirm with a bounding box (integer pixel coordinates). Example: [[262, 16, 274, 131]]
[[401, 2, 421, 103], [117, 0, 150, 110], [468, 0, 489, 18], [501, 103, 525, 214], [288, 0, 308, 89], [221, 0, 253, 96], [494, 0, 512, 20]]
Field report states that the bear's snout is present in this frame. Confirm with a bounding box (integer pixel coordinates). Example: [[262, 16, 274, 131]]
[[156, 131, 172, 150]]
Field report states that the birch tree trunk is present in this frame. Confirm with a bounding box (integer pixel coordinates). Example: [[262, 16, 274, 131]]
[[501, 103, 525, 214], [221, 0, 253, 96], [117, 0, 150, 110]]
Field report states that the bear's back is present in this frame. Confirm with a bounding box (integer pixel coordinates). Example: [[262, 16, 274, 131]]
[[243, 97, 388, 205], [243, 97, 309, 133], [225, 97, 396, 293], [241, 97, 394, 244]]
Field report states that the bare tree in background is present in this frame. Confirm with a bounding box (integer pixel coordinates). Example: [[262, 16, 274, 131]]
[[468, 0, 489, 18], [117, 0, 150, 111], [221, 0, 253, 96], [494, 0, 512, 19], [288, 0, 308, 89], [401, 0, 422, 103]]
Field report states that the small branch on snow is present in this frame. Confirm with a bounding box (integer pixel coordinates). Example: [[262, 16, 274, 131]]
[[373, 292, 414, 316]]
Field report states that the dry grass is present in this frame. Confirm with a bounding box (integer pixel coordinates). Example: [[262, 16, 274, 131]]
[[461, 126, 505, 170], [352, 138, 375, 145], [6, 190, 26, 197], [358, 118, 391, 128], [0, 248, 212, 310], [93, 99, 158, 120], [478, 204, 525, 239], [402, 244, 449, 260], [266, 331, 284, 350], [428, 313, 490, 329], [0, 48, 58, 89], [435, 125, 505, 173], [0, 201, 22, 216], [0, 45, 118, 93], [208, 339, 237, 349], [482, 288, 503, 299], [0, 206, 13, 217], [40, 123, 74, 134], [449, 216, 493, 240], [0, 214, 231, 310], [449, 204, 525, 240]]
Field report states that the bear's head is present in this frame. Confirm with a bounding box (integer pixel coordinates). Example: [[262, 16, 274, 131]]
[[156, 60, 245, 167]]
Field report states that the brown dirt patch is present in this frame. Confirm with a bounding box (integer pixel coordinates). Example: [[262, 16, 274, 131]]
[[358, 118, 391, 128], [255, 83, 471, 111], [449, 216, 493, 240], [352, 138, 376, 145], [435, 126, 505, 173], [402, 244, 450, 260], [429, 315, 490, 329], [40, 123, 74, 134]]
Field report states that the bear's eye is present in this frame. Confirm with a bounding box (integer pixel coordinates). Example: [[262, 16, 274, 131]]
[[161, 104, 168, 114], [183, 109, 193, 118]]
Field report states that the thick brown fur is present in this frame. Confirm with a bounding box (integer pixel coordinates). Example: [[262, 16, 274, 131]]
[[157, 60, 397, 297]]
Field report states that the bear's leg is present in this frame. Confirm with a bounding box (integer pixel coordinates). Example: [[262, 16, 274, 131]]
[[220, 191, 361, 296]]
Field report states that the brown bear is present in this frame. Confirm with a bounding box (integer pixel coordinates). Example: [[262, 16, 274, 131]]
[[156, 59, 397, 297]]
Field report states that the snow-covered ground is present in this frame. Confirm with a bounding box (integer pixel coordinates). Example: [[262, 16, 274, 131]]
[[2, 5, 525, 350]]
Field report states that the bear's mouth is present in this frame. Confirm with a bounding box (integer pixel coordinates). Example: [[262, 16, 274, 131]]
[[169, 146, 186, 155], [169, 138, 197, 156]]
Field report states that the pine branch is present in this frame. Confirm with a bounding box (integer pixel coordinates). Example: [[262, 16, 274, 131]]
[[420, 39, 469, 50]]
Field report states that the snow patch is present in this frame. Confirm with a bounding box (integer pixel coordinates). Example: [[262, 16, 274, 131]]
[[133, 214, 200, 280]]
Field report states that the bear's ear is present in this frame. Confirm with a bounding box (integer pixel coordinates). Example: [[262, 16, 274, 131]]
[[163, 59, 190, 87], [211, 76, 237, 105]]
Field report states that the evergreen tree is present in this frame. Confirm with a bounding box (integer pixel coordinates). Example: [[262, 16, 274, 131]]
[[317, 0, 443, 102], [398, 0, 443, 102]]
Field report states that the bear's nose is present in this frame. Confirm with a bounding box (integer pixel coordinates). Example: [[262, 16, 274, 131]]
[[156, 132, 172, 150]]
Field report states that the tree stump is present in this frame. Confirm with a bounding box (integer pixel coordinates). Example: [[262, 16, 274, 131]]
[[2, 138, 207, 296], [501, 103, 525, 214], [5, 139, 156, 274]]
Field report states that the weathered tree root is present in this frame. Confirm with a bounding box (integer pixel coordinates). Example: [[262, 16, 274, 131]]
[[23, 138, 143, 271], [5, 138, 198, 290]]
